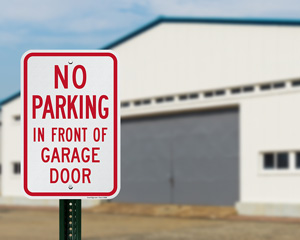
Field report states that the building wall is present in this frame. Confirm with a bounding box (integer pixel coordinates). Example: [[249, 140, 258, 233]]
[[112, 22, 300, 215], [3, 86, 300, 207], [2, 22, 300, 215], [114, 22, 300, 101], [240, 91, 300, 203], [1, 98, 22, 196], [117, 76, 300, 216]]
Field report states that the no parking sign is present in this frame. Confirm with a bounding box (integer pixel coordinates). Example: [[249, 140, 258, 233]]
[[21, 50, 120, 199]]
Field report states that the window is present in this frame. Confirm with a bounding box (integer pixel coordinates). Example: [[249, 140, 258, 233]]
[[243, 86, 254, 92], [179, 95, 188, 100], [156, 98, 164, 103], [263, 153, 274, 169], [231, 88, 241, 94], [189, 93, 198, 99], [165, 96, 174, 102], [262, 152, 289, 170], [273, 82, 285, 89], [215, 90, 225, 96], [13, 115, 21, 121], [260, 84, 271, 91], [142, 99, 151, 105], [13, 162, 21, 174], [134, 100, 142, 106], [296, 152, 300, 168], [277, 152, 288, 169], [292, 80, 300, 87], [204, 92, 213, 98], [121, 102, 130, 108]]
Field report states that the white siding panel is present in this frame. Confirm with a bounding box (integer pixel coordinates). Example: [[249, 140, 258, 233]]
[[1, 98, 22, 197], [114, 23, 300, 100], [241, 93, 300, 203]]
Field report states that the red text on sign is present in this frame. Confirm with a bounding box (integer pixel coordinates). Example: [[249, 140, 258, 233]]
[[54, 65, 87, 89], [32, 94, 109, 119], [41, 147, 100, 163], [50, 168, 91, 184]]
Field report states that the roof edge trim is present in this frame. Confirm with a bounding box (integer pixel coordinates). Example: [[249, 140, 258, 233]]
[[101, 16, 163, 49], [0, 91, 20, 106], [101, 15, 300, 49]]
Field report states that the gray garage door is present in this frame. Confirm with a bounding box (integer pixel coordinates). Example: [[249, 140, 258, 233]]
[[118, 108, 239, 205]]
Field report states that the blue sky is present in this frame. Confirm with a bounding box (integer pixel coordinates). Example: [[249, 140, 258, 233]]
[[1, 0, 300, 101]]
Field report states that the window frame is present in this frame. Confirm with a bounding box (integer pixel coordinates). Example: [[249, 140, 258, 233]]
[[260, 151, 293, 175]]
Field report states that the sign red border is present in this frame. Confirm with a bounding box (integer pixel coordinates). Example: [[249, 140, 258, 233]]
[[23, 52, 119, 197]]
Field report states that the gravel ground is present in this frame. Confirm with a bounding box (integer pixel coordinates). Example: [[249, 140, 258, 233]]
[[0, 207, 299, 240]]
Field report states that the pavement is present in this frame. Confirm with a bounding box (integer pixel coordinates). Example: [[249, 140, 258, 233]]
[[0, 205, 300, 240]]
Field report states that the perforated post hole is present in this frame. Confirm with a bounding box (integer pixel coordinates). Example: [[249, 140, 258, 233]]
[[60, 200, 81, 240]]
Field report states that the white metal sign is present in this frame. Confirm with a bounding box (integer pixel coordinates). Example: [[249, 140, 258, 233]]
[[21, 50, 120, 199]]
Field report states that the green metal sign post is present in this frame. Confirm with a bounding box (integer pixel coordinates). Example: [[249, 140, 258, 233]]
[[59, 200, 81, 240]]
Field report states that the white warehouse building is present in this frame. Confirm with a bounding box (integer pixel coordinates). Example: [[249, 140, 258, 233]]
[[2, 16, 300, 216]]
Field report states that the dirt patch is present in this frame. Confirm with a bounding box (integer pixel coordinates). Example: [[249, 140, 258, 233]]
[[0, 206, 299, 240], [91, 202, 237, 219]]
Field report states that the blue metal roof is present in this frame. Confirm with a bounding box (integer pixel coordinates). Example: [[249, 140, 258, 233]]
[[102, 15, 300, 49]]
